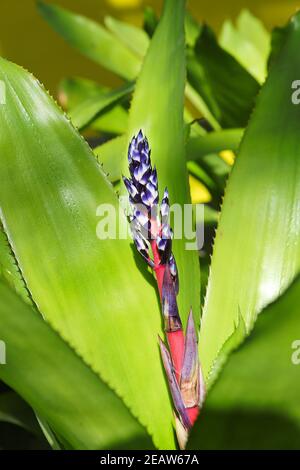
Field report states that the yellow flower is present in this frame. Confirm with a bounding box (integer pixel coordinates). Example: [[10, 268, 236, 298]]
[[105, 0, 142, 9], [189, 174, 211, 204]]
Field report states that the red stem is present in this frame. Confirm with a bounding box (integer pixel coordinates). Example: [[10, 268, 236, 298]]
[[187, 406, 199, 426], [151, 230, 199, 429], [167, 330, 185, 382]]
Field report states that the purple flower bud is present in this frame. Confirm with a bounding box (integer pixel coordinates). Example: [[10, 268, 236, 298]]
[[136, 129, 144, 144], [127, 139, 135, 164], [169, 253, 177, 277], [169, 253, 179, 294], [141, 182, 158, 207], [133, 162, 151, 184], [162, 188, 169, 204], [161, 223, 172, 240], [132, 148, 142, 162], [140, 149, 150, 165], [133, 232, 154, 267], [149, 167, 158, 187], [133, 209, 148, 227], [132, 209, 150, 239], [123, 177, 138, 200], [125, 132, 159, 213], [156, 236, 168, 252], [160, 187, 170, 224]]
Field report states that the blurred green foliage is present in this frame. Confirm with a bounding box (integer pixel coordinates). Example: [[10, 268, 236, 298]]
[[0, 0, 299, 95]]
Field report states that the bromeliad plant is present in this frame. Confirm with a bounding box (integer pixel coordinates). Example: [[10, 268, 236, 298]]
[[0, 0, 300, 451]]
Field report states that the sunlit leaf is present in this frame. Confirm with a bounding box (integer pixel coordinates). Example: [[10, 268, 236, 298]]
[[59, 77, 128, 134], [37, 1, 141, 80], [219, 9, 270, 83], [104, 16, 149, 58], [189, 276, 300, 449], [94, 135, 126, 183], [199, 12, 300, 379], [0, 225, 29, 304], [185, 11, 201, 47], [186, 129, 243, 162], [187, 25, 260, 128], [69, 81, 134, 130], [0, 57, 175, 449], [0, 281, 152, 450]]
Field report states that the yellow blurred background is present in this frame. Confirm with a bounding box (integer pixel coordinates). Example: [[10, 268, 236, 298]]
[[0, 0, 299, 95]]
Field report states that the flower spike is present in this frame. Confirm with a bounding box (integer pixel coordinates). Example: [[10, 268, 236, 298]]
[[123, 131, 205, 448]]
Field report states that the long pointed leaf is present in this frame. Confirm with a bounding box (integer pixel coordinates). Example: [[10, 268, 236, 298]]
[[123, 0, 201, 326], [0, 391, 41, 436], [219, 9, 270, 84], [187, 25, 260, 128], [189, 276, 300, 449], [94, 135, 126, 183], [104, 16, 149, 58], [200, 12, 300, 379], [0, 225, 29, 304], [59, 77, 128, 134], [186, 129, 243, 162], [0, 281, 152, 450], [37, 1, 140, 80], [0, 57, 175, 448], [70, 81, 133, 130]]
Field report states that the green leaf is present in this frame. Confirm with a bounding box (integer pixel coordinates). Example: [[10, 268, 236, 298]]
[[38, 2, 204, 128], [189, 276, 300, 449], [185, 11, 201, 47], [187, 161, 218, 198], [186, 129, 243, 195], [219, 9, 270, 84], [186, 129, 243, 161], [268, 23, 290, 70], [104, 16, 149, 58], [0, 391, 41, 436], [37, 1, 141, 80], [0, 281, 152, 450], [143, 7, 158, 38], [189, 154, 230, 199], [0, 57, 175, 448], [0, 224, 29, 304], [187, 25, 260, 128], [199, 13, 300, 380], [94, 135, 126, 183], [205, 313, 246, 391], [69, 81, 134, 130], [123, 0, 201, 327], [59, 77, 128, 134]]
